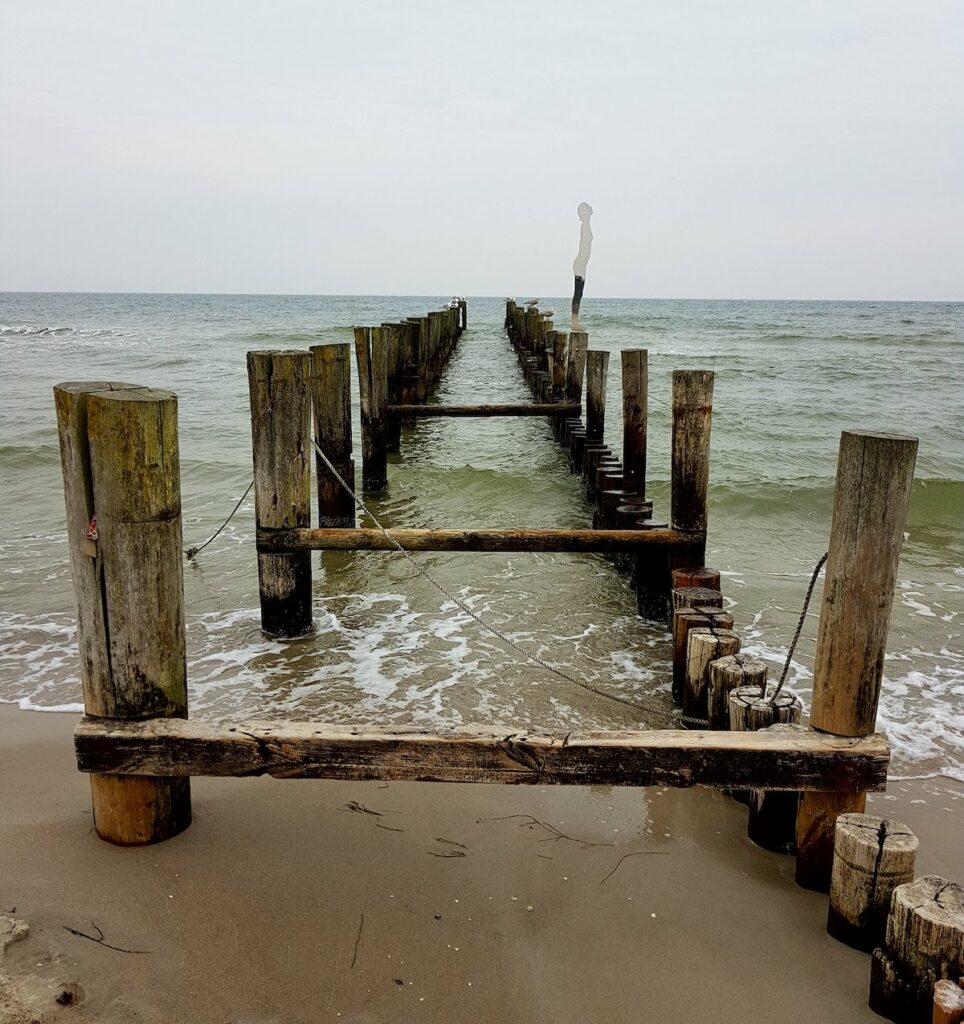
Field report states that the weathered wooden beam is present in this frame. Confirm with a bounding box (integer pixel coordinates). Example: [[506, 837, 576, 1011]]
[[74, 717, 889, 791], [256, 527, 705, 553], [388, 403, 581, 417]]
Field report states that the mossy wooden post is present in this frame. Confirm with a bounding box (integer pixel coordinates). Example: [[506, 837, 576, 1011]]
[[353, 327, 389, 490], [247, 351, 313, 637], [795, 430, 918, 892], [309, 343, 355, 528], [585, 350, 609, 441], [54, 382, 191, 845]]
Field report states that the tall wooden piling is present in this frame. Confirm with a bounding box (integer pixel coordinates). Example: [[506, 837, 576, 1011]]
[[635, 367, 713, 622], [565, 331, 589, 404], [795, 430, 918, 892], [55, 382, 191, 845], [621, 350, 648, 495], [247, 351, 313, 637], [585, 351, 609, 441], [310, 343, 355, 528], [353, 326, 389, 490]]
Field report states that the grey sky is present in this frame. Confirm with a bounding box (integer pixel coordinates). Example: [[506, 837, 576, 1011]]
[[2, 1, 961, 299]]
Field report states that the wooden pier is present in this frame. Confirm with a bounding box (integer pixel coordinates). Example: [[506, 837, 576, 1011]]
[[54, 297, 914, 900]]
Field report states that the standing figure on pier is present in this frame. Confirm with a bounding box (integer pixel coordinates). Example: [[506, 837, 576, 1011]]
[[571, 202, 593, 332]]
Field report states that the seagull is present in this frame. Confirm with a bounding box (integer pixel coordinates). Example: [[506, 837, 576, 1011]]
[[540, 309, 554, 318], [526, 298, 539, 307]]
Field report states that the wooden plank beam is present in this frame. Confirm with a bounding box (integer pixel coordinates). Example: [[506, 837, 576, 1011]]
[[256, 527, 704, 553], [74, 718, 889, 792], [388, 403, 580, 417]]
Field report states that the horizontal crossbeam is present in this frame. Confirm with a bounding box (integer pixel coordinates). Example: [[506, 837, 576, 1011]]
[[256, 527, 699, 553], [74, 717, 888, 792], [389, 403, 580, 417]]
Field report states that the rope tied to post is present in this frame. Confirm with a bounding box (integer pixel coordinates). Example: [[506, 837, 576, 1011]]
[[768, 552, 828, 704], [185, 480, 254, 561], [311, 438, 678, 728]]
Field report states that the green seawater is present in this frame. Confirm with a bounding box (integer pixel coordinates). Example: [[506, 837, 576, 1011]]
[[1, 294, 961, 779]]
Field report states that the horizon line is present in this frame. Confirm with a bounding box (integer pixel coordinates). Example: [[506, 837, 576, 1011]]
[[2, 290, 962, 304]]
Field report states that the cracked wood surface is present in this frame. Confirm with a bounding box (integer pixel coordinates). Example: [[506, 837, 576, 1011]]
[[74, 717, 889, 790]]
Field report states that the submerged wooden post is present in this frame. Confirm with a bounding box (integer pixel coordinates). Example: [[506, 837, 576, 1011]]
[[621, 350, 648, 494], [310, 343, 355, 528], [353, 326, 389, 490], [54, 382, 191, 845], [795, 430, 918, 892], [585, 350, 609, 441], [247, 351, 313, 637]]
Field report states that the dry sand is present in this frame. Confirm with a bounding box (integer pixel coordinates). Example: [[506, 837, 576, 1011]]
[[1, 705, 961, 1024]]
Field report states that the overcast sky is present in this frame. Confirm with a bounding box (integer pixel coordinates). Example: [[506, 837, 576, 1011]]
[[1, 2, 961, 299]]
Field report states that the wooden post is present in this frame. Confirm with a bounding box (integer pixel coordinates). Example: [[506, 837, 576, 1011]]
[[707, 655, 767, 730], [585, 351, 609, 441], [869, 876, 964, 1023], [310, 344, 355, 528], [565, 331, 589, 404], [353, 327, 389, 490], [247, 351, 313, 637], [682, 627, 741, 727], [827, 813, 918, 951], [672, 607, 733, 705], [621, 350, 648, 494], [671, 368, 713, 539], [54, 382, 191, 845], [671, 567, 721, 591], [933, 981, 964, 1024], [796, 430, 918, 892], [383, 323, 403, 452]]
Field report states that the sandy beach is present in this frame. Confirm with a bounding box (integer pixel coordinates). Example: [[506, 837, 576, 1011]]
[[2, 704, 961, 1023]]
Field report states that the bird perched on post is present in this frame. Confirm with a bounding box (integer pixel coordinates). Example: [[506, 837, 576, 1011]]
[[540, 309, 554, 318], [526, 298, 539, 307]]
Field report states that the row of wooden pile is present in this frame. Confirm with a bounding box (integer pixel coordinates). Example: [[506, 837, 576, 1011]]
[[504, 299, 711, 622]]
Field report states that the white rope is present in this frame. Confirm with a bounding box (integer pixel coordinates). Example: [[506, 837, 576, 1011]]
[[312, 439, 677, 727]]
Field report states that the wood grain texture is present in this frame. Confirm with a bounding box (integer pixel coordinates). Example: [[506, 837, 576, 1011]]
[[309, 344, 355, 528], [56, 382, 192, 845], [54, 382, 141, 717], [247, 350, 313, 637], [707, 655, 767, 731], [870, 876, 964, 1023], [620, 350, 648, 493], [811, 431, 918, 737], [682, 628, 741, 726], [74, 717, 889, 791], [672, 608, 734, 705], [671, 370, 714, 533], [827, 812, 918, 952], [585, 351, 609, 441], [795, 789, 866, 892], [256, 527, 705, 553], [565, 331, 588, 403], [87, 388, 187, 719]]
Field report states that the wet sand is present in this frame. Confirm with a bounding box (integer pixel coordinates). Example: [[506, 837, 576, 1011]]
[[2, 704, 961, 1024]]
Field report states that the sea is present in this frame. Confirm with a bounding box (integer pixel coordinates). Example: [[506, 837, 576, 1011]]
[[0, 293, 961, 782]]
